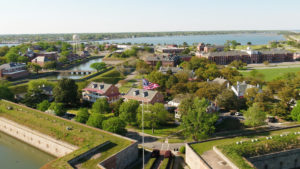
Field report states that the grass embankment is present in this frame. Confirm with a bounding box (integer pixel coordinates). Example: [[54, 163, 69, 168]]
[[191, 126, 300, 155], [218, 134, 300, 169], [88, 68, 124, 84], [145, 158, 157, 169], [191, 126, 300, 169], [0, 100, 131, 169], [240, 67, 300, 81], [9, 83, 28, 94], [160, 158, 169, 169], [119, 80, 136, 93]]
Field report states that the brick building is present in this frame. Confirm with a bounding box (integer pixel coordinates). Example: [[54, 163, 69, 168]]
[[199, 49, 293, 65], [0, 63, 29, 79], [82, 82, 120, 103]]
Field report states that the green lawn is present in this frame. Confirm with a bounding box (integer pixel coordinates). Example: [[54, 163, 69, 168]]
[[119, 81, 135, 93], [127, 123, 182, 138], [191, 126, 300, 155], [88, 68, 124, 84], [0, 100, 131, 169], [240, 67, 300, 81]]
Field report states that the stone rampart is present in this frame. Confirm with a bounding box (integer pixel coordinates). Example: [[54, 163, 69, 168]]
[[0, 117, 77, 157]]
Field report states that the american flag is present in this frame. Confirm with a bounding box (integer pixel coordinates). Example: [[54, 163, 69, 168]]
[[143, 79, 159, 90]]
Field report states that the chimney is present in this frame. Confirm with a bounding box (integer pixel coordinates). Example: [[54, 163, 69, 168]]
[[143, 91, 148, 97]]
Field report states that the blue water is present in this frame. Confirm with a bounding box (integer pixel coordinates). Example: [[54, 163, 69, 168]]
[[98, 33, 285, 45], [0, 44, 18, 47]]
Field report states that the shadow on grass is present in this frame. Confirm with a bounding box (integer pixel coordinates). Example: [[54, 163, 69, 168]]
[[70, 142, 117, 168]]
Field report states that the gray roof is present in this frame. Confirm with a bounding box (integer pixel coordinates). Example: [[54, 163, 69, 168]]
[[146, 55, 179, 62], [83, 82, 113, 94], [0, 63, 26, 70], [259, 49, 292, 55], [159, 66, 183, 74], [123, 88, 158, 102]]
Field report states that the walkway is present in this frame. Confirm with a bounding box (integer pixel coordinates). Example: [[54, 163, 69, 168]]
[[202, 150, 233, 169]]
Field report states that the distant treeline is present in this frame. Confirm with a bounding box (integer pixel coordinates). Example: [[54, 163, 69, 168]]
[[0, 30, 292, 43]]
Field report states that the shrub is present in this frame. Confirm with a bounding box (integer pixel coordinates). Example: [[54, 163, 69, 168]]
[[37, 100, 50, 112], [75, 108, 90, 123], [49, 102, 65, 116], [86, 113, 106, 129], [102, 117, 126, 135], [179, 146, 185, 154]]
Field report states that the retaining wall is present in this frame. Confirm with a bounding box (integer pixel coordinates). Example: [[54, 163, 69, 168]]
[[98, 141, 138, 169], [248, 148, 300, 169], [185, 143, 212, 169], [0, 117, 77, 157]]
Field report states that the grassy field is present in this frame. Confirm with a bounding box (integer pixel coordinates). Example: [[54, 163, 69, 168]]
[[240, 67, 300, 81], [191, 126, 300, 156], [0, 100, 132, 169], [88, 68, 124, 84]]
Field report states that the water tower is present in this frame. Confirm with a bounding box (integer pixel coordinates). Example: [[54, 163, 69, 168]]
[[72, 34, 80, 53]]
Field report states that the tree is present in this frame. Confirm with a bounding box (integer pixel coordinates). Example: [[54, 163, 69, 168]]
[[49, 102, 65, 116], [244, 88, 259, 107], [119, 100, 139, 125], [0, 46, 9, 57], [75, 108, 90, 123], [291, 101, 300, 122], [165, 75, 178, 89], [247, 42, 252, 46], [43, 61, 57, 69], [216, 89, 238, 111], [155, 61, 162, 70], [0, 84, 14, 101], [58, 56, 68, 63], [228, 60, 247, 70], [178, 96, 193, 116], [31, 63, 42, 74], [102, 117, 127, 135], [195, 82, 223, 101], [92, 98, 110, 114], [110, 98, 124, 116], [137, 103, 168, 134], [90, 62, 107, 72], [53, 78, 78, 106], [22, 89, 48, 108], [28, 79, 53, 92], [181, 98, 218, 141], [37, 100, 50, 112], [5, 52, 19, 62], [86, 113, 106, 128], [244, 103, 266, 127], [17, 56, 28, 63]]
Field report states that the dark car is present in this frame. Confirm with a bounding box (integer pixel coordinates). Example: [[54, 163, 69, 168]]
[[151, 149, 160, 158]]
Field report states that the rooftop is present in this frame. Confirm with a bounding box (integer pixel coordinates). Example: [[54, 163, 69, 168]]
[[123, 88, 158, 102], [83, 82, 113, 94], [0, 62, 26, 70]]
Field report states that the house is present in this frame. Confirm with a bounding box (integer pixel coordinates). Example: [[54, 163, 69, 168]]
[[145, 54, 180, 67], [231, 81, 260, 98], [31, 56, 52, 66], [36, 52, 58, 60], [197, 43, 224, 53], [82, 82, 120, 103], [0, 63, 29, 79], [80, 51, 90, 57], [122, 88, 164, 104]]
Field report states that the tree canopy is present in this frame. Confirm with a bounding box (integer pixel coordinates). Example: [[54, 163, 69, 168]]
[[53, 78, 78, 106], [91, 98, 110, 114]]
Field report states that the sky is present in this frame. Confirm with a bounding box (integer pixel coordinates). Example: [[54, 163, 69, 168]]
[[0, 0, 299, 34]]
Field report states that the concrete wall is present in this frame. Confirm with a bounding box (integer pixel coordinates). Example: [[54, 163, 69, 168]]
[[185, 143, 212, 169], [213, 146, 239, 169], [248, 148, 300, 169], [0, 117, 77, 157], [98, 141, 138, 169]]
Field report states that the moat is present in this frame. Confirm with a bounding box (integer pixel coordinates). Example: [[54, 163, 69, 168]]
[[0, 132, 54, 169]]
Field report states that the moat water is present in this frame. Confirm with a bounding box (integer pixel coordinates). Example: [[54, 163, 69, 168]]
[[0, 132, 55, 169]]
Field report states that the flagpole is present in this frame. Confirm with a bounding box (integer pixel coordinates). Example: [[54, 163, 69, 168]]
[[142, 99, 145, 169]]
